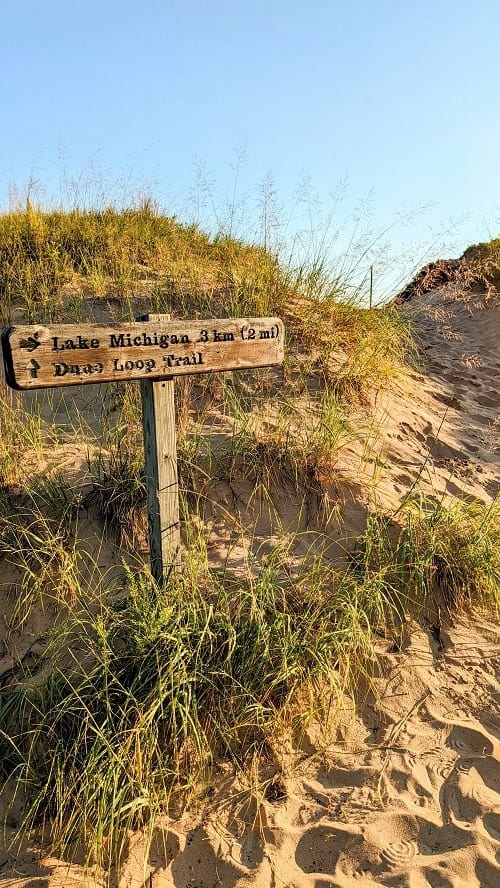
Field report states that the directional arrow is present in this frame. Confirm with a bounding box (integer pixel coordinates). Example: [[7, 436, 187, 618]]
[[19, 334, 41, 352], [28, 358, 40, 378]]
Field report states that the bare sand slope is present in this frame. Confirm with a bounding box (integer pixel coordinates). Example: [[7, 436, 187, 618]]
[[1, 283, 498, 887], [377, 283, 499, 507], [201, 283, 499, 566], [328, 282, 498, 526]]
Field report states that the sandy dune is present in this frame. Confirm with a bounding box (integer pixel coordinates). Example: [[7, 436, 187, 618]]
[[0, 282, 499, 887], [5, 620, 497, 888]]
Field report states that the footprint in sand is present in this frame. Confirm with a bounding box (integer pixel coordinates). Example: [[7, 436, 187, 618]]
[[474, 757, 500, 796], [460, 762, 500, 810], [380, 839, 418, 868], [422, 748, 457, 783], [364, 815, 422, 873], [439, 761, 500, 834], [446, 725, 494, 756], [418, 819, 476, 856], [442, 773, 483, 826], [483, 812, 500, 841], [169, 827, 243, 886], [295, 824, 362, 875]]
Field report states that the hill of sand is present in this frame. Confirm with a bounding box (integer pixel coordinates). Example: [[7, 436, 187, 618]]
[[0, 278, 498, 888]]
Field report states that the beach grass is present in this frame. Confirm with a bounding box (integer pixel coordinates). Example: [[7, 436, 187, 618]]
[[0, 200, 498, 872]]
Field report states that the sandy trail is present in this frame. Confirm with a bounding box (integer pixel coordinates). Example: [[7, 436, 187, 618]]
[[0, 283, 499, 887], [4, 620, 496, 888]]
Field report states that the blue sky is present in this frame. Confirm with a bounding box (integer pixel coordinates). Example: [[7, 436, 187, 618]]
[[1, 0, 499, 295]]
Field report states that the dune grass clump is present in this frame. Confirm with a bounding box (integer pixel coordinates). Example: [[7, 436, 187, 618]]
[[84, 441, 147, 549], [0, 471, 82, 628], [354, 496, 500, 614], [1, 497, 497, 869], [0, 202, 284, 324], [0, 547, 392, 869], [457, 238, 500, 295], [282, 295, 412, 400], [0, 384, 46, 490], [223, 388, 351, 493], [0, 200, 411, 400]]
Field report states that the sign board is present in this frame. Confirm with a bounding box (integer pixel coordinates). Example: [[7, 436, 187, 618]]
[[1, 317, 284, 390], [1, 313, 285, 585]]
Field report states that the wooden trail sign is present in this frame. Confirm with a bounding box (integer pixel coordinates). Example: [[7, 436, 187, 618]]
[[1, 314, 285, 582], [1, 317, 284, 390]]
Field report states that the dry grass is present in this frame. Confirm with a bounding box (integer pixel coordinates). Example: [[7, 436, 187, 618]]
[[0, 202, 498, 875]]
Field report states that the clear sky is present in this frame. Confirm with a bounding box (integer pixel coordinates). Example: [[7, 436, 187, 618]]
[[1, 0, 499, 295]]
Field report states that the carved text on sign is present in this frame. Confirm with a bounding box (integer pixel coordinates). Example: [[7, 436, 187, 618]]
[[2, 318, 284, 389]]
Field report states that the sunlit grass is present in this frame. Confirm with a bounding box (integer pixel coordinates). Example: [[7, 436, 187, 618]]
[[0, 545, 390, 868], [0, 193, 498, 876]]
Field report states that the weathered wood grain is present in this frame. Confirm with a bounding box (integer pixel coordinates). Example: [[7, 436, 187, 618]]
[[2, 313, 285, 583], [1, 317, 284, 389], [140, 315, 181, 580]]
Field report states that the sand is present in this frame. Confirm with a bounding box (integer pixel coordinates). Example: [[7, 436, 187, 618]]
[[0, 281, 499, 887]]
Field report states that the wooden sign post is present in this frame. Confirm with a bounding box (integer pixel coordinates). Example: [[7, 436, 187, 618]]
[[139, 314, 181, 579], [1, 314, 284, 582]]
